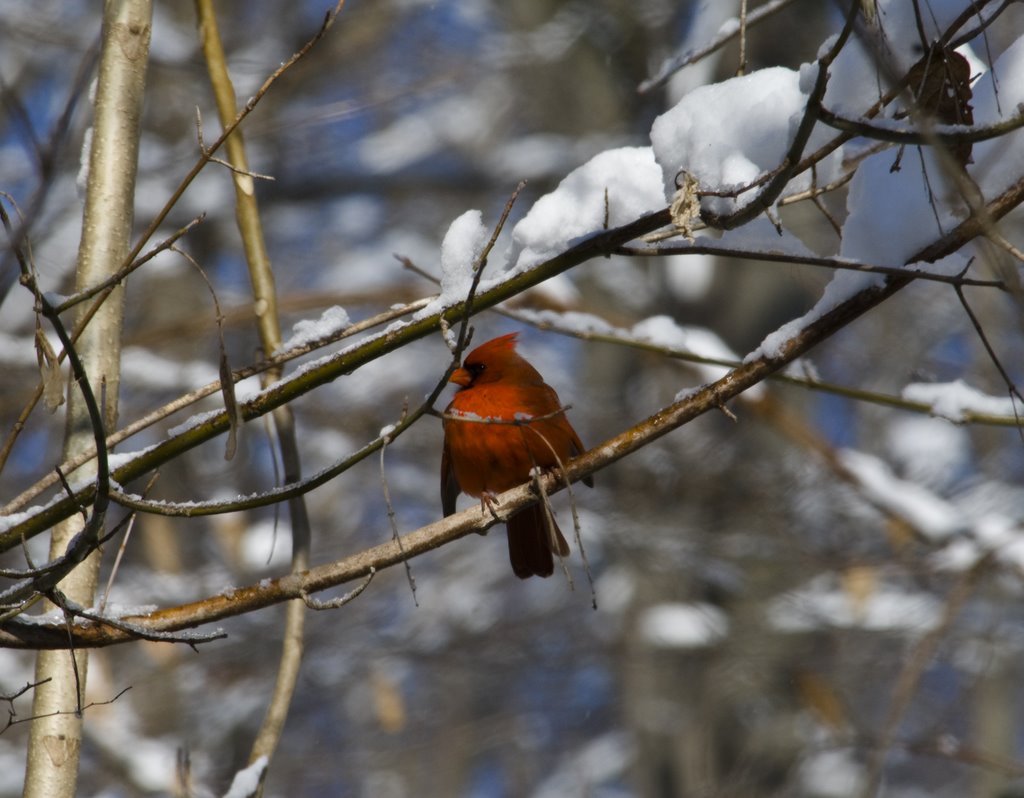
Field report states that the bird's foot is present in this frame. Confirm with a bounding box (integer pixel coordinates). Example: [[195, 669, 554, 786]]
[[479, 491, 502, 522]]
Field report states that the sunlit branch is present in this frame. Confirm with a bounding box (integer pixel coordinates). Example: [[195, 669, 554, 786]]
[[4, 172, 1023, 646]]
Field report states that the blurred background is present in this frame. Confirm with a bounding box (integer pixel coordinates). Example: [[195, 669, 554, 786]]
[[2, 1, 1024, 796]]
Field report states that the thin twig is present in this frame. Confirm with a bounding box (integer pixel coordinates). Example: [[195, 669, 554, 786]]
[[619, 240, 1005, 289], [523, 425, 598, 607], [449, 180, 527, 356], [380, 421, 417, 605], [300, 568, 375, 610], [954, 280, 1024, 444], [194, 108, 276, 181], [54, 215, 206, 314], [736, 0, 748, 76], [1, 684, 129, 734], [170, 245, 241, 459], [638, 0, 797, 93], [98, 473, 159, 614]]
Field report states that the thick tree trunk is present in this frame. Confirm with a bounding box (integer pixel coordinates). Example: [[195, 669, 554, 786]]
[[22, 2, 151, 796]]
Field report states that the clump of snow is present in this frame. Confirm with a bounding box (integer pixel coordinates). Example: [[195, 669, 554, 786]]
[[167, 408, 223, 438], [413, 210, 492, 328], [508, 147, 665, 272], [664, 252, 714, 301], [886, 416, 970, 491], [232, 374, 263, 403], [902, 380, 1024, 423], [747, 155, 971, 360], [840, 149, 962, 267], [445, 407, 487, 422], [511, 309, 617, 337], [650, 12, 1019, 371], [839, 448, 966, 540], [222, 755, 268, 798], [650, 66, 842, 217], [278, 305, 351, 352], [106, 444, 160, 473], [798, 750, 865, 797], [440, 209, 489, 303], [746, 264, 881, 362], [768, 574, 941, 633], [239, 519, 293, 571], [934, 514, 1024, 572], [639, 602, 729, 648], [508, 309, 752, 397], [92, 603, 159, 619], [969, 34, 1024, 199], [532, 732, 634, 798], [828, 3, 1024, 269]]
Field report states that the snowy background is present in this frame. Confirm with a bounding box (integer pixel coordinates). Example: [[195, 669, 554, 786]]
[[2, 0, 1024, 796]]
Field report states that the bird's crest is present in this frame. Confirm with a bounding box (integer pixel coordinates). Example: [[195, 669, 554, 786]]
[[467, 332, 519, 361]]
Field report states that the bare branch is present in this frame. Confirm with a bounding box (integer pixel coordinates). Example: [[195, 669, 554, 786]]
[[818, 103, 1024, 145], [639, 0, 798, 94]]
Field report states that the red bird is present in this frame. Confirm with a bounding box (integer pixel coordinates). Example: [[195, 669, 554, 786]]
[[441, 333, 593, 578]]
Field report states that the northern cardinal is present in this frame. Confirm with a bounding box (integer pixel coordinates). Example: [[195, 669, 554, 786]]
[[441, 333, 593, 578]]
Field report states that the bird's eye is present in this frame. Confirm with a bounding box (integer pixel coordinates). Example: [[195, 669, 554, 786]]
[[468, 362, 486, 376]]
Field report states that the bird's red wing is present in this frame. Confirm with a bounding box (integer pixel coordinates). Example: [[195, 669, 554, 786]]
[[440, 435, 461, 517], [524, 383, 594, 489]]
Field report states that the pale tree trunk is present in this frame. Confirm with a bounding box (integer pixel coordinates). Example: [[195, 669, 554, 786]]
[[22, 2, 152, 797]]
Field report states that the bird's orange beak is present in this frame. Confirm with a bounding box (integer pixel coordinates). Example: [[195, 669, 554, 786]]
[[450, 367, 472, 387]]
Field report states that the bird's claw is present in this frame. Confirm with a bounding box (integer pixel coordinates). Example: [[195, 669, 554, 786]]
[[479, 491, 502, 522]]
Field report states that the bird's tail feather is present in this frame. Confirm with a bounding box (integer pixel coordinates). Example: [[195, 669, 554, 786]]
[[507, 503, 569, 579]]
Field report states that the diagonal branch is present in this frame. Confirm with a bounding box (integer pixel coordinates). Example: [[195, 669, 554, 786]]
[[5, 174, 1023, 648]]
